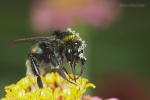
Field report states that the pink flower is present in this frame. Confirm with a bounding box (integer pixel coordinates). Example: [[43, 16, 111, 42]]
[[105, 98, 119, 100], [91, 96, 102, 100], [30, 0, 120, 33], [83, 96, 119, 100]]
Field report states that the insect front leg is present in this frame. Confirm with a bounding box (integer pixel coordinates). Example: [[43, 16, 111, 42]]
[[58, 68, 77, 85], [75, 58, 86, 80], [29, 54, 43, 88]]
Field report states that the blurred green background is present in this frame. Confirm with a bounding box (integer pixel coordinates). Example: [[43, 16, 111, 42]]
[[0, 0, 150, 100]]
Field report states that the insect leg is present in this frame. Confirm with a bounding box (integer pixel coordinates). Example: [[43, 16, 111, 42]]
[[75, 65, 84, 80], [29, 54, 43, 88], [70, 63, 77, 82], [58, 69, 76, 85], [63, 64, 83, 81], [75, 58, 86, 80], [62, 67, 74, 80]]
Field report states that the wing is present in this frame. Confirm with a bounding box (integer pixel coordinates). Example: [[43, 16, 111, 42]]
[[9, 30, 61, 44], [9, 36, 53, 44]]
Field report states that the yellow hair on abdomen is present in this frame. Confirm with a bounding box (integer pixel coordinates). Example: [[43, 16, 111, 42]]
[[63, 35, 80, 42], [31, 45, 38, 53], [31, 44, 42, 54]]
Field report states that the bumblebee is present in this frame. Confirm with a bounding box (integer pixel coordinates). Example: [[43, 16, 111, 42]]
[[13, 28, 86, 88]]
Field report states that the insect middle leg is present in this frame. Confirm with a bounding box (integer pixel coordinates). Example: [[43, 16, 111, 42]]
[[29, 54, 43, 88]]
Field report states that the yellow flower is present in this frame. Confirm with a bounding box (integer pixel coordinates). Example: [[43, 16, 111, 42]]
[[2, 72, 95, 100]]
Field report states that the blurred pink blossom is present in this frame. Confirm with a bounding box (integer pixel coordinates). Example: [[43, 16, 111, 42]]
[[97, 73, 145, 100], [30, 0, 120, 33], [91, 96, 102, 100], [83, 96, 118, 100], [105, 98, 119, 100]]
